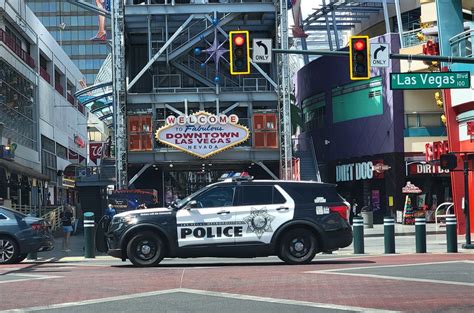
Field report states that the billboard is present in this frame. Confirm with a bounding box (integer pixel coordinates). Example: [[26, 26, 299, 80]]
[[91, 0, 110, 41], [155, 111, 249, 158]]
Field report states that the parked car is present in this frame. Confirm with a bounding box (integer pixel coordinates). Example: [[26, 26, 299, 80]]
[[105, 178, 352, 267], [0, 206, 54, 264]]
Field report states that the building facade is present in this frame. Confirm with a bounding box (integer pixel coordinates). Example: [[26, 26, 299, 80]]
[[0, 0, 88, 211], [26, 0, 109, 85]]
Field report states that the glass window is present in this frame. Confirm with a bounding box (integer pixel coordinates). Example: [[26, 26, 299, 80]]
[[273, 188, 286, 204], [0, 213, 7, 220], [238, 186, 273, 206], [194, 186, 235, 208]]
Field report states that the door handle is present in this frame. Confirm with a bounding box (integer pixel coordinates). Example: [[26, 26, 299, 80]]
[[276, 207, 289, 211], [217, 210, 231, 215]]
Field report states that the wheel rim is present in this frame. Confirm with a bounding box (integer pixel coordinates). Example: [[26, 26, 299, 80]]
[[135, 239, 157, 261], [289, 236, 311, 258], [0, 239, 15, 262]]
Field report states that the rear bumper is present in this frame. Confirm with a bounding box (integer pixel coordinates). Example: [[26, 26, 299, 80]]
[[321, 227, 353, 251]]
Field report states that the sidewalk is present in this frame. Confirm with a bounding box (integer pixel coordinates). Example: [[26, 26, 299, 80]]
[[30, 223, 472, 264]]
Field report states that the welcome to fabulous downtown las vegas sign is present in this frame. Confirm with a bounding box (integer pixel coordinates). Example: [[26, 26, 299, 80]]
[[155, 111, 250, 158]]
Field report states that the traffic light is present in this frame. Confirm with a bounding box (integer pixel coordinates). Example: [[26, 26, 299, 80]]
[[440, 153, 457, 170], [349, 36, 370, 80], [229, 30, 250, 75]]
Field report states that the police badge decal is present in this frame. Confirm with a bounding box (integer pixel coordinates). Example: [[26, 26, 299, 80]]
[[243, 208, 275, 239]]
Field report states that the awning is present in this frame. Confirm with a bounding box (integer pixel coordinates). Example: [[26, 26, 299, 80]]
[[0, 158, 49, 181]]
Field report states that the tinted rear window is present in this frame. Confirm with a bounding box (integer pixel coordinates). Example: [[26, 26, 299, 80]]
[[283, 185, 342, 204], [238, 186, 286, 205]]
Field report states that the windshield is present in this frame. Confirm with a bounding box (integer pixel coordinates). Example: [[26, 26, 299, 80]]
[[170, 186, 210, 210]]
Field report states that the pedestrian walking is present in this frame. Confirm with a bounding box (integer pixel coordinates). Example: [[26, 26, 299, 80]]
[[60, 206, 74, 252]]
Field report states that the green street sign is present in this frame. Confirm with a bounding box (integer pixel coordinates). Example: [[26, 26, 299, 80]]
[[390, 72, 471, 90]]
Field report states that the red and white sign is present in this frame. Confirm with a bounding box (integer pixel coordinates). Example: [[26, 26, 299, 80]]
[[74, 134, 86, 148], [402, 181, 422, 194], [155, 112, 249, 158], [407, 162, 449, 175], [89, 142, 108, 165]]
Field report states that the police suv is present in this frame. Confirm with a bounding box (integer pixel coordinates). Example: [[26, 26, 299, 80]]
[[105, 178, 352, 266]]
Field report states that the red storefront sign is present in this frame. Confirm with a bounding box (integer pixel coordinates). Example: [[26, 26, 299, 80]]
[[407, 162, 450, 175], [74, 134, 86, 148], [89, 142, 108, 165]]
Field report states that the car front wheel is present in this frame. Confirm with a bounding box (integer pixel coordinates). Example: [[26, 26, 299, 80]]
[[278, 228, 317, 265], [126, 231, 164, 267], [0, 237, 20, 264]]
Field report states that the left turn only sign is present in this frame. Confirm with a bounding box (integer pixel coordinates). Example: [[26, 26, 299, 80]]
[[252, 38, 272, 64]]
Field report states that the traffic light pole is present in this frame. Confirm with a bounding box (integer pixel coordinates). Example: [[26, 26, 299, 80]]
[[272, 49, 474, 64], [462, 153, 474, 249]]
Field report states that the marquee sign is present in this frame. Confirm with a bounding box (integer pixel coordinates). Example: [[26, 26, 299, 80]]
[[155, 111, 249, 158]]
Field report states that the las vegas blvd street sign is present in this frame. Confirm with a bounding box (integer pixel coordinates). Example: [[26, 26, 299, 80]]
[[390, 72, 471, 90]]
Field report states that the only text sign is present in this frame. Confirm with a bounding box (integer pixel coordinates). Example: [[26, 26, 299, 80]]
[[390, 72, 471, 90]]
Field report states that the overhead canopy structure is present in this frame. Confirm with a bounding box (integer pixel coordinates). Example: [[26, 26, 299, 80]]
[[298, 0, 404, 64], [76, 54, 113, 127]]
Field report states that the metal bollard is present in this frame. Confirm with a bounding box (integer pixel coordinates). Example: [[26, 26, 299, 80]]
[[384, 217, 396, 254], [83, 212, 96, 258], [353, 217, 364, 254], [446, 214, 458, 253], [415, 217, 427, 253]]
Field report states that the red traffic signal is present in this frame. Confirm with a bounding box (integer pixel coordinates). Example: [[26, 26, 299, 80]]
[[349, 36, 370, 80], [354, 40, 366, 51], [234, 35, 245, 46], [229, 31, 250, 75]]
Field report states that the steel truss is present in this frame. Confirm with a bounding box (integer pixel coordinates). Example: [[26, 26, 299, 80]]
[[111, 0, 128, 189]]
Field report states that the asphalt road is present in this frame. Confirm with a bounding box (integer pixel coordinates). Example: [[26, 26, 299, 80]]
[[1, 253, 473, 313]]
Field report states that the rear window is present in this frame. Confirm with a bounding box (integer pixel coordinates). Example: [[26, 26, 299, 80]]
[[0, 207, 26, 218], [238, 186, 286, 205], [283, 184, 342, 204]]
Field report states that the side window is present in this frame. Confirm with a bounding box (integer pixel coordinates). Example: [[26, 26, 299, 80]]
[[0, 213, 7, 220], [194, 186, 235, 208], [273, 187, 286, 204], [238, 186, 274, 206]]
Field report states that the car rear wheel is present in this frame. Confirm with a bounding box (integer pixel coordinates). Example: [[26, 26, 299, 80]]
[[0, 237, 20, 264], [278, 228, 317, 265], [126, 231, 164, 267]]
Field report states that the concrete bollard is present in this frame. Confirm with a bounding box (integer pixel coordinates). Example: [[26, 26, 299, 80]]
[[446, 214, 458, 253], [353, 216, 364, 254], [415, 217, 427, 253], [83, 212, 96, 258], [384, 217, 396, 254]]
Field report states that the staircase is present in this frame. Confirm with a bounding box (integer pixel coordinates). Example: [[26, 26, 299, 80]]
[[293, 134, 321, 182]]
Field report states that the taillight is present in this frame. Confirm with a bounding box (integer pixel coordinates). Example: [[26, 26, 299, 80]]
[[330, 205, 349, 221], [31, 223, 43, 231]]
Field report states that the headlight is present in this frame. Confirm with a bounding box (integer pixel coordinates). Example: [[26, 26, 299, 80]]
[[113, 215, 138, 225]]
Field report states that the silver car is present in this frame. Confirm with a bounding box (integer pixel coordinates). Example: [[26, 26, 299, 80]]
[[0, 206, 54, 264]]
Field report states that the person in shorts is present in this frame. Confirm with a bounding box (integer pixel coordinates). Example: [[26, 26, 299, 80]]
[[60, 207, 74, 252]]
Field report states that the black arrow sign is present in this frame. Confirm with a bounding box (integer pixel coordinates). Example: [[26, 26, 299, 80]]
[[256, 41, 268, 55], [374, 45, 386, 59]]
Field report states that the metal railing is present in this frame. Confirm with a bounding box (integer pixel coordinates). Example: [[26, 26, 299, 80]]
[[435, 202, 454, 231], [401, 28, 435, 48], [0, 29, 35, 69], [450, 29, 473, 58]]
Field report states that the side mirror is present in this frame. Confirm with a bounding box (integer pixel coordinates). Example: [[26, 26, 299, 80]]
[[185, 200, 198, 210]]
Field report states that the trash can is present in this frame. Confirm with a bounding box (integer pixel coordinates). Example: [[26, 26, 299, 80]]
[[361, 210, 373, 228]]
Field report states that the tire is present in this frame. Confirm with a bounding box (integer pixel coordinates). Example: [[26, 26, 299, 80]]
[[16, 254, 28, 263], [0, 236, 20, 264], [278, 228, 318, 265], [126, 231, 164, 267]]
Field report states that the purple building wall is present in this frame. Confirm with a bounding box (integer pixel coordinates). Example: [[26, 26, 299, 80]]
[[295, 34, 404, 162]]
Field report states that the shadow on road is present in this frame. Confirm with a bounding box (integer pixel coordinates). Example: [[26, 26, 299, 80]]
[[110, 259, 376, 269]]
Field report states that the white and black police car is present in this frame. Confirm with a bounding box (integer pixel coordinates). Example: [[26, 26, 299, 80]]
[[105, 178, 352, 266]]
